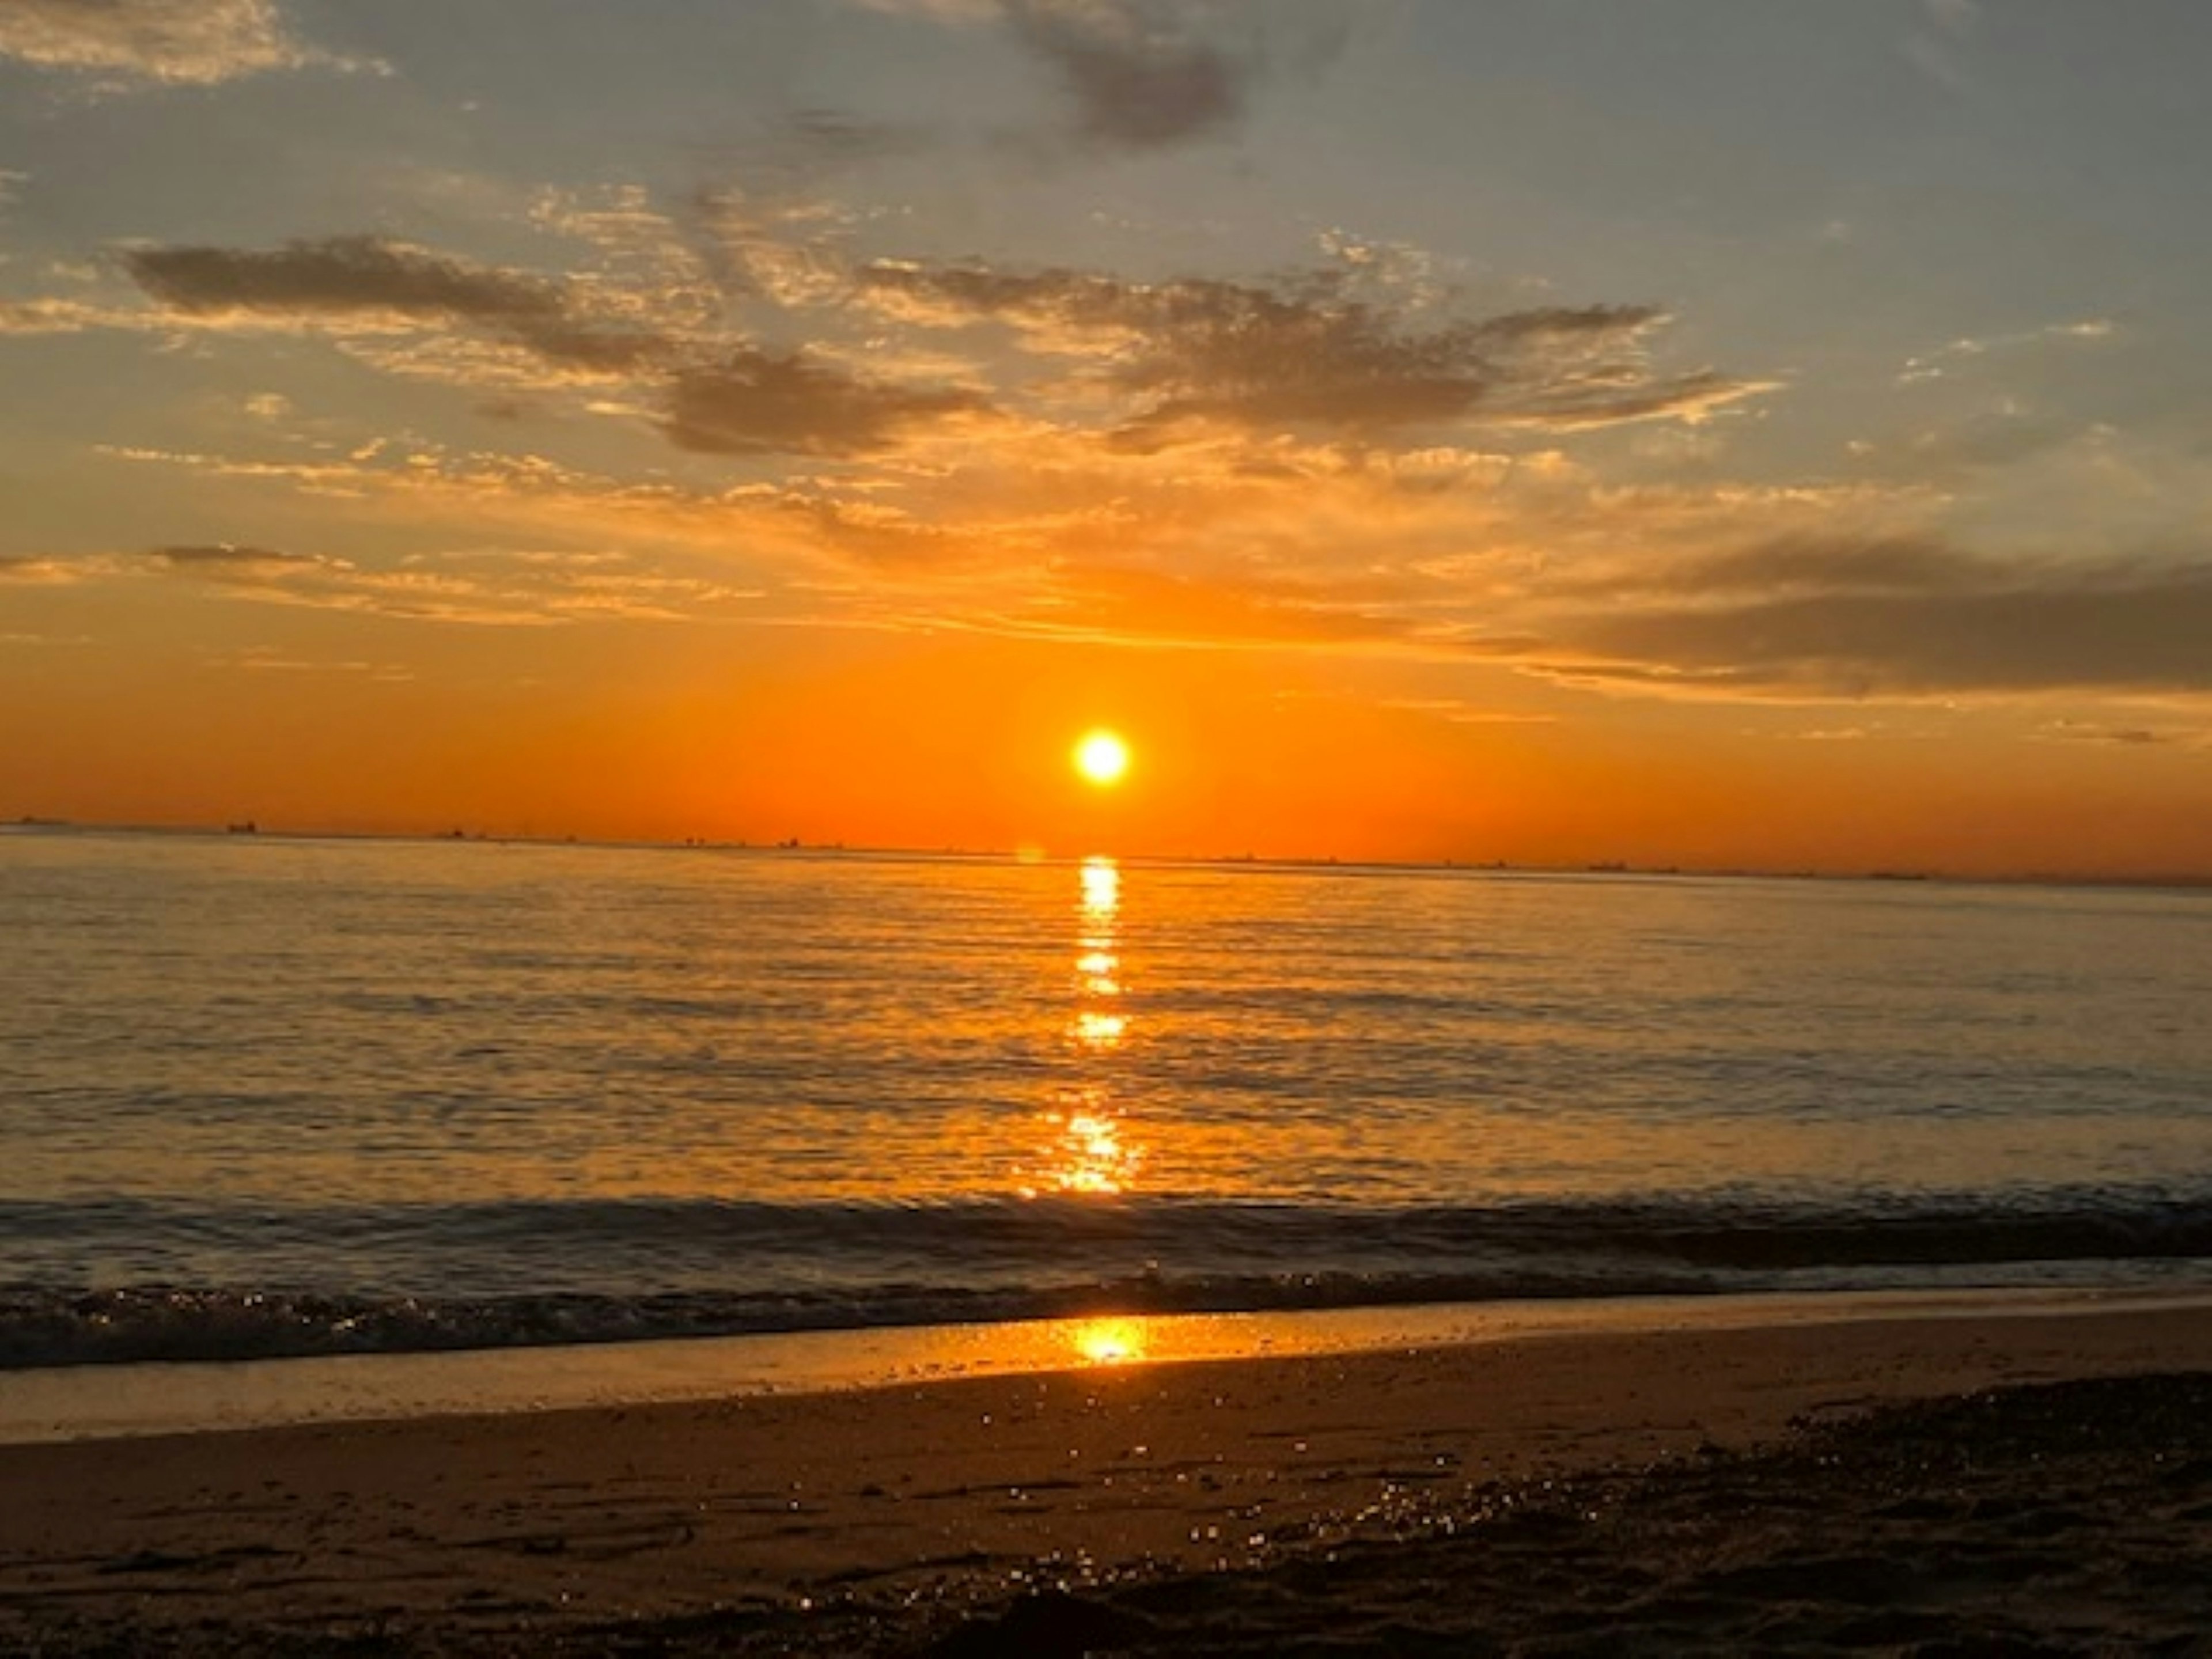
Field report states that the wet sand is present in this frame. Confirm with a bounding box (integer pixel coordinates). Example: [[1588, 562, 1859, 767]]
[[5, 1297, 2212, 1655]]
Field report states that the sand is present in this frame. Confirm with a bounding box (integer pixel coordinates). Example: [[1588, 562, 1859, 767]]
[[4, 1294, 2212, 1655]]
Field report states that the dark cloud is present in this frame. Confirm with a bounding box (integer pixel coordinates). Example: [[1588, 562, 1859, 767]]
[[662, 349, 985, 457], [858, 259, 1759, 439], [1003, 0, 1245, 150], [149, 543, 327, 575], [1551, 551, 2212, 695], [1607, 535, 2006, 600], [122, 235, 991, 459], [124, 236, 665, 373]]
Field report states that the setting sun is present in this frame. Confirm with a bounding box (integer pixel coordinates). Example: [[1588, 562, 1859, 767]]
[[1073, 730, 1131, 787]]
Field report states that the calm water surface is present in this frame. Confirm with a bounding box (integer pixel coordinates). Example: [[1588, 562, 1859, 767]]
[[4, 830, 2210, 1366]]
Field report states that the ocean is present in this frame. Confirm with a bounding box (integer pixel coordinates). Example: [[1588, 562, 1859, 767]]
[[5, 829, 2211, 1373]]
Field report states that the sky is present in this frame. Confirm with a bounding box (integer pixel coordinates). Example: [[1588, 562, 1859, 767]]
[[3, 0, 2210, 874]]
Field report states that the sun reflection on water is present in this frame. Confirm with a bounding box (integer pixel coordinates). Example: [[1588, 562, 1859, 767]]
[[1080, 857, 1120, 918], [1041, 1092, 1142, 1194], [1072, 1009, 1128, 1048], [1018, 856, 1149, 1200]]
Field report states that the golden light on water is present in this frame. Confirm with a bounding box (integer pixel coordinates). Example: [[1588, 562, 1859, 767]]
[[1073, 858, 1127, 1051], [1078, 948, 1120, 997], [1073, 729, 1131, 787], [1073, 1009, 1127, 1048], [1047, 1097, 1142, 1194], [1080, 855, 1120, 916], [1017, 856, 1149, 1200]]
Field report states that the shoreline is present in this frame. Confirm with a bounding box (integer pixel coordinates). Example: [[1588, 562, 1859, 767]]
[[6, 1291, 2212, 1653], [7, 1281, 2212, 1446]]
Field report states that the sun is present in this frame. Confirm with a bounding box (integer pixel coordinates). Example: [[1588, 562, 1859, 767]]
[[1073, 729, 1131, 787]]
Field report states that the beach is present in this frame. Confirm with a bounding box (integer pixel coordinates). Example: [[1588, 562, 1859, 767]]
[[7, 1294, 2212, 1655], [7, 844, 2212, 1651]]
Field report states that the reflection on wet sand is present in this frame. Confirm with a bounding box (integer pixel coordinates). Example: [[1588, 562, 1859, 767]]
[[1069, 1316, 1149, 1366]]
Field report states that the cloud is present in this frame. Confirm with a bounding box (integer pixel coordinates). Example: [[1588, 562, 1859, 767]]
[[123, 237, 666, 373], [113, 233, 994, 458], [852, 0, 1341, 151], [0, 296, 133, 335], [2036, 719, 2211, 751], [79, 210, 1796, 620], [1592, 535, 2003, 600], [1004, 0, 1245, 149], [1031, 561, 1421, 647], [662, 349, 988, 457], [1541, 542, 2212, 696], [0, 555, 96, 585], [692, 188, 868, 311], [856, 259, 1768, 440], [113, 412, 2205, 703], [149, 543, 329, 577], [96, 437, 931, 590], [0, 0, 374, 88], [126, 541, 755, 627], [94, 187, 1766, 468], [1897, 318, 2116, 386]]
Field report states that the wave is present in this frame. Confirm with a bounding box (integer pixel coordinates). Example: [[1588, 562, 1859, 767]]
[[3, 1187, 2209, 1370]]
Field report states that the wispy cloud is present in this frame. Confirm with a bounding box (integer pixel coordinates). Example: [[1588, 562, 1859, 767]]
[[1021, 561, 1421, 648], [93, 417, 2212, 703], [0, 554, 97, 585], [855, 259, 1769, 442], [0, 296, 140, 335], [107, 541, 763, 627], [0, 0, 378, 89], [1898, 317, 2116, 386], [2035, 718, 2211, 751], [98, 212, 1767, 474]]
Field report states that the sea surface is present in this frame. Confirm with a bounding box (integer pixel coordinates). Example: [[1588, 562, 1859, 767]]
[[4, 829, 2211, 1371]]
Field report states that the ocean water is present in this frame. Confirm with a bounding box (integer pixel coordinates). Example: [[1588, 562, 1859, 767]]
[[3, 829, 2210, 1370]]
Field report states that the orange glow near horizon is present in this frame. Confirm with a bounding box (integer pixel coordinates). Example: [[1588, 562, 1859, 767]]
[[11, 596, 2212, 878]]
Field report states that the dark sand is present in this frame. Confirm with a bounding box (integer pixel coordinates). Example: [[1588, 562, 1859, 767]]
[[5, 1298, 2211, 1655]]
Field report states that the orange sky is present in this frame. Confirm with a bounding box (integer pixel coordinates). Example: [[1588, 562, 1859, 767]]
[[7, 573, 2210, 875], [4, 3, 2211, 877]]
